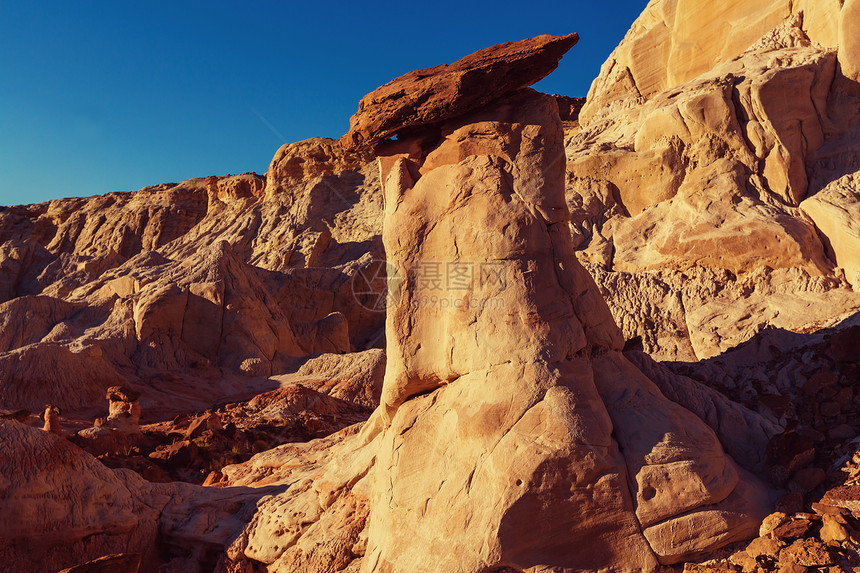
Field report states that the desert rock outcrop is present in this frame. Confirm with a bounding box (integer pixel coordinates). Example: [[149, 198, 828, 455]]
[[579, 0, 852, 126], [0, 147, 386, 416], [6, 2, 860, 571], [0, 418, 288, 572], [0, 419, 161, 572], [41, 404, 62, 435], [104, 386, 141, 432]]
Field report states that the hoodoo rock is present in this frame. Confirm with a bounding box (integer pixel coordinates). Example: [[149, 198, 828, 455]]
[[218, 38, 777, 572], [104, 386, 142, 432], [41, 404, 61, 435], [368, 88, 772, 568], [340, 33, 579, 152]]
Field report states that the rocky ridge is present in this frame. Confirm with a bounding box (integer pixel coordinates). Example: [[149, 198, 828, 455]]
[[0, 141, 384, 419]]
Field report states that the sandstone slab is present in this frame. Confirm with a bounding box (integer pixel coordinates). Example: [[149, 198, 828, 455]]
[[341, 33, 579, 151]]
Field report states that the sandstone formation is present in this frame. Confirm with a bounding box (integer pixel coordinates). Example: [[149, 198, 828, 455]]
[[1, 1, 856, 405], [214, 41, 778, 571], [579, 0, 854, 125], [42, 404, 62, 435], [291, 348, 386, 408], [0, 418, 284, 572], [0, 32, 783, 572], [566, 5, 860, 360], [64, 349, 386, 485], [676, 322, 860, 570], [369, 85, 772, 569], [0, 142, 385, 417], [0, 418, 161, 571], [71, 386, 147, 459], [104, 386, 142, 432]]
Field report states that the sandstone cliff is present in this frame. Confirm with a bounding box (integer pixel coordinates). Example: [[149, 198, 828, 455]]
[[569, 2, 860, 360]]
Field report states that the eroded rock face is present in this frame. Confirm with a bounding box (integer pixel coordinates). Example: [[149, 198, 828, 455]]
[[579, 0, 849, 126], [0, 144, 386, 416], [568, 10, 860, 360], [367, 88, 654, 571], [340, 33, 579, 152], [570, 42, 837, 273], [0, 418, 284, 573], [370, 87, 772, 570], [0, 239, 353, 414], [293, 348, 386, 409], [802, 120, 860, 288], [265, 137, 372, 196], [0, 420, 161, 572]]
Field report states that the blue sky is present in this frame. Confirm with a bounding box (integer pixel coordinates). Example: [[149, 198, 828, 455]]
[[0, 1, 647, 206]]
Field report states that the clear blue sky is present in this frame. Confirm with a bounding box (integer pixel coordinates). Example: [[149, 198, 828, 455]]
[[0, 1, 647, 206]]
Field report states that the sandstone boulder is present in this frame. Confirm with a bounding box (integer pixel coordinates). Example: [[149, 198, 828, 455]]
[[340, 33, 579, 151]]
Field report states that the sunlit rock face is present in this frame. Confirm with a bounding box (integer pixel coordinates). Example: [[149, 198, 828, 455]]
[[568, 2, 860, 361], [353, 79, 772, 570]]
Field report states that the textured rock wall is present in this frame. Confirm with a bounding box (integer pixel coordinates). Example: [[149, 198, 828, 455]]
[[569, 9, 860, 360], [579, 0, 849, 125], [0, 141, 385, 415]]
